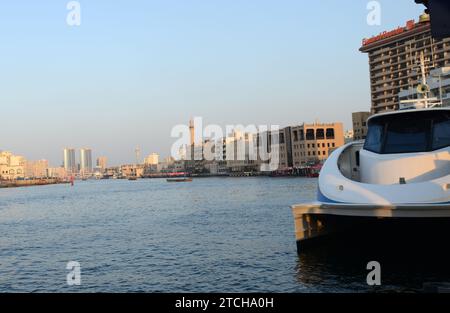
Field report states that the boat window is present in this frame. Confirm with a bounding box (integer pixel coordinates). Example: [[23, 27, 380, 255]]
[[432, 117, 450, 150], [364, 122, 383, 153], [364, 110, 450, 154], [384, 118, 429, 153]]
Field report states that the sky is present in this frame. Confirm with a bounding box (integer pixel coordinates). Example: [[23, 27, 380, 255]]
[[0, 0, 424, 166]]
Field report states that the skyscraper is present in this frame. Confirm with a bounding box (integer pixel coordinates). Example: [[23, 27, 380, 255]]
[[63, 148, 77, 174], [80, 148, 93, 174], [360, 14, 450, 114]]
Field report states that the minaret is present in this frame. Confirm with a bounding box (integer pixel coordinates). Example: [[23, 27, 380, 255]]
[[189, 118, 195, 146], [189, 118, 195, 162], [135, 146, 141, 165]]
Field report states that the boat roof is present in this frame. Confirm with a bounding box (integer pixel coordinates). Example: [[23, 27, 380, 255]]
[[368, 107, 450, 122]]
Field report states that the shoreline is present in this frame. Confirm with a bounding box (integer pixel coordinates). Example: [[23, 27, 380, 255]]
[[0, 179, 70, 189]]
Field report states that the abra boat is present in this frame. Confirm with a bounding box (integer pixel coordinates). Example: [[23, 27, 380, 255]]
[[166, 177, 193, 183]]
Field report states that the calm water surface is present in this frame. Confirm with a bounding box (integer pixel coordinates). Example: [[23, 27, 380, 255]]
[[1, 177, 449, 292]]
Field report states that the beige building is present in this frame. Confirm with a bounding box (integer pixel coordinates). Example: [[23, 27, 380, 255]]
[[0, 151, 26, 180], [225, 131, 260, 173], [344, 130, 354, 143], [144, 153, 159, 166], [255, 122, 344, 170], [360, 15, 450, 114], [47, 167, 67, 179], [26, 160, 49, 178], [96, 156, 107, 170], [290, 122, 344, 167], [121, 164, 144, 177], [352, 112, 371, 140]]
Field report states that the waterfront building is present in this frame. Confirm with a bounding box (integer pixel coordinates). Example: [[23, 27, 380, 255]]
[[176, 119, 344, 174], [105, 166, 120, 177], [352, 112, 371, 141], [25, 159, 49, 178], [278, 127, 293, 169], [344, 130, 354, 143], [290, 122, 345, 167], [47, 167, 67, 179], [63, 148, 77, 174], [144, 153, 159, 166], [360, 14, 450, 114], [80, 148, 93, 174], [96, 156, 107, 171], [171, 160, 186, 173], [399, 66, 450, 107], [120, 164, 144, 178], [225, 130, 260, 173], [0, 151, 26, 180]]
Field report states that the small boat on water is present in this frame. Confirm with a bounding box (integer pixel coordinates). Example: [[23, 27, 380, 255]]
[[166, 178, 193, 183], [128, 176, 138, 181]]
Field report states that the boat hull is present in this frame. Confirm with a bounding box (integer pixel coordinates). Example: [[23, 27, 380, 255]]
[[291, 202, 450, 252], [166, 178, 193, 182]]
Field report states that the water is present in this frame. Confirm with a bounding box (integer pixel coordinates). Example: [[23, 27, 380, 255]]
[[1, 177, 450, 293]]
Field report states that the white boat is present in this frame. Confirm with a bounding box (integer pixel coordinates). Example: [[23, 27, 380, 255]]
[[292, 106, 450, 251], [291, 56, 450, 251]]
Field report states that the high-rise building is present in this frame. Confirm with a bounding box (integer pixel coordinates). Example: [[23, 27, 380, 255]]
[[360, 14, 450, 114], [63, 148, 77, 174], [96, 156, 107, 170], [352, 112, 371, 141], [80, 148, 93, 174]]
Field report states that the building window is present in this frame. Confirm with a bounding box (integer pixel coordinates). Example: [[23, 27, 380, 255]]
[[300, 130, 305, 141], [306, 129, 315, 140], [326, 128, 335, 139], [316, 129, 325, 140], [293, 131, 299, 141]]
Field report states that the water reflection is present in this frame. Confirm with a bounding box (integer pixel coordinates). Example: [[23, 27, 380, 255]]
[[295, 219, 450, 292]]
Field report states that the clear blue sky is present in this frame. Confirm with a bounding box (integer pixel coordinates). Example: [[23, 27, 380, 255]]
[[0, 0, 424, 166]]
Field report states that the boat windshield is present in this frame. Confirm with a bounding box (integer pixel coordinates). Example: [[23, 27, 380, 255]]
[[364, 110, 450, 154]]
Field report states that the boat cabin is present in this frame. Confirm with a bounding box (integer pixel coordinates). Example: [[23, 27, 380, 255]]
[[339, 108, 450, 185]]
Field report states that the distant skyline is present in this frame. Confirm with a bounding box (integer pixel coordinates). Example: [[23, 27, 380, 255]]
[[0, 0, 424, 166]]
